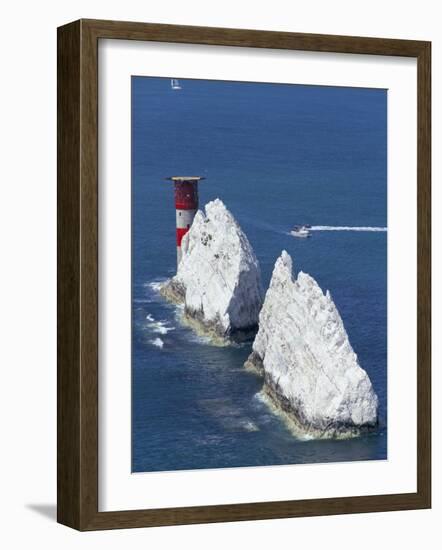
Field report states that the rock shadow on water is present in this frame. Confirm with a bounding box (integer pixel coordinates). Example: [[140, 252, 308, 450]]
[[198, 398, 260, 433]]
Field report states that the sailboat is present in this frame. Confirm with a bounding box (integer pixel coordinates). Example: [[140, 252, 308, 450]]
[[171, 78, 182, 90]]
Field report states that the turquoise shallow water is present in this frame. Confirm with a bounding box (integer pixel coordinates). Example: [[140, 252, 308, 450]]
[[132, 77, 387, 472]]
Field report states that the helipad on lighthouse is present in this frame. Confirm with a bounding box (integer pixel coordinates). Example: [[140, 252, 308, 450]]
[[166, 176, 205, 267]]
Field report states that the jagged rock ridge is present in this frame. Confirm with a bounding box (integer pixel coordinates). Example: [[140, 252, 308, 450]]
[[245, 250, 379, 438], [160, 199, 263, 341]]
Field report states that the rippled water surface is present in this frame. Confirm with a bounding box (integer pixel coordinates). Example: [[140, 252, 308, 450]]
[[132, 77, 387, 472]]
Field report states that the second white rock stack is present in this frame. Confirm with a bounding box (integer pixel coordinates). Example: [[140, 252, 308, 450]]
[[245, 250, 379, 438]]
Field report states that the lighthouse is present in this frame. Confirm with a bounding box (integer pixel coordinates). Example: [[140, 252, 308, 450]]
[[166, 176, 205, 267]]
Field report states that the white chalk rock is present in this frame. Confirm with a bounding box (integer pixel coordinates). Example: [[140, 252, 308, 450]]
[[161, 199, 263, 340], [246, 250, 378, 438]]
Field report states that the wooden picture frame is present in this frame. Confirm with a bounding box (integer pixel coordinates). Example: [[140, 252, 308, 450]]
[[57, 18, 431, 530]]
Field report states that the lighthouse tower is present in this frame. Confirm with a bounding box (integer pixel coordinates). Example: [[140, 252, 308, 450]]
[[166, 176, 205, 267]]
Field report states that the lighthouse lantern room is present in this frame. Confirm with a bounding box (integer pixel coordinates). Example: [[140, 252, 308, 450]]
[[166, 176, 205, 267]]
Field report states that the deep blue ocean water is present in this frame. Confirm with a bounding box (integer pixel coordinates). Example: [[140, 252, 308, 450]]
[[131, 77, 387, 473]]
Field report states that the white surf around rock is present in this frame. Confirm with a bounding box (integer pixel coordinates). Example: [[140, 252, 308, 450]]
[[150, 337, 164, 349], [245, 250, 379, 439], [160, 199, 264, 342]]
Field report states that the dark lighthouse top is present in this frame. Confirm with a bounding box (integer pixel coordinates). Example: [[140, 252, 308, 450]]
[[166, 176, 205, 211]]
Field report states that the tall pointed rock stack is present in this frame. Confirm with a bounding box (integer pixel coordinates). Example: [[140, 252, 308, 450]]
[[161, 199, 263, 341], [245, 250, 379, 438]]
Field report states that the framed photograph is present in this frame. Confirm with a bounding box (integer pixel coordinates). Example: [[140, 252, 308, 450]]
[[57, 19, 431, 530]]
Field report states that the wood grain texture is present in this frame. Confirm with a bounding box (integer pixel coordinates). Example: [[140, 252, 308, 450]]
[[416, 42, 431, 506], [57, 20, 81, 529], [83, 18, 427, 56], [57, 19, 431, 531]]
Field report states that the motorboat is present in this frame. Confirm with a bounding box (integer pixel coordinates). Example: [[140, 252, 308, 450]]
[[171, 78, 182, 90], [290, 225, 312, 238]]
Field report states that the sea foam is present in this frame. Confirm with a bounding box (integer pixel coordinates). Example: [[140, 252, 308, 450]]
[[150, 337, 164, 349]]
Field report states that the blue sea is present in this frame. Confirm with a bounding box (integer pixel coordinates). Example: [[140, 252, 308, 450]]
[[131, 77, 387, 473]]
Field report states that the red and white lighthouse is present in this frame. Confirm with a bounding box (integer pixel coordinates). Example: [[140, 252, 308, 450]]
[[166, 176, 205, 267]]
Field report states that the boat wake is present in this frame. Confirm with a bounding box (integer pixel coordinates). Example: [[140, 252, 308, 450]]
[[241, 215, 387, 236], [309, 225, 387, 232]]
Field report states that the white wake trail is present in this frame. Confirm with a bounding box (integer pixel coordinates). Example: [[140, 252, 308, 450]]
[[309, 226, 387, 232]]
